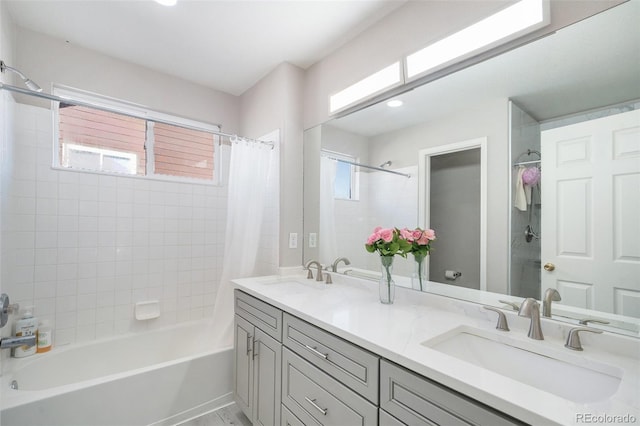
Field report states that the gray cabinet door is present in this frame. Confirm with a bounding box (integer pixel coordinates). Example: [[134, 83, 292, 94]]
[[253, 328, 282, 426], [234, 314, 254, 421]]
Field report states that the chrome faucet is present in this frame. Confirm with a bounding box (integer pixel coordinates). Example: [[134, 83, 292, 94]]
[[565, 327, 603, 351], [578, 318, 610, 326], [483, 306, 510, 331], [331, 257, 351, 272], [498, 299, 520, 311], [1, 334, 36, 350], [304, 260, 324, 282], [0, 293, 36, 350], [518, 298, 544, 340], [542, 288, 561, 317]]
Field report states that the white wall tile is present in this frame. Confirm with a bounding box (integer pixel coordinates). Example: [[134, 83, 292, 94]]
[[2, 104, 249, 345]]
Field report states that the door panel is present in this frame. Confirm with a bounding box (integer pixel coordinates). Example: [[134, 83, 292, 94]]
[[253, 328, 282, 426], [234, 314, 254, 419], [542, 109, 640, 317]]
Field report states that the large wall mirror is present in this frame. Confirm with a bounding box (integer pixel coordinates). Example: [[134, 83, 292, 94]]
[[303, 2, 640, 336]]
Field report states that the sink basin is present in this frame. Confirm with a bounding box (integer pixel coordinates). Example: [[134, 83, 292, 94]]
[[253, 276, 325, 289], [423, 326, 622, 403]]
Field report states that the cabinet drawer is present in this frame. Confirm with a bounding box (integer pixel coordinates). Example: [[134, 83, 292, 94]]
[[281, 404, 305, 426], [282, 348, 377, 426], [379, 409, 409, 426], [283, 313, 379, 403], [380, 360, 525, 426], [235, 290, 283, 342]]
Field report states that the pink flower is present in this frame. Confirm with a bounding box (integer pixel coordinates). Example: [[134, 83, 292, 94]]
[[379, 228, 394, 243], [417, 229, 436, 245], [366, 232, 380, 245], [411, 230, 422, 240], [424, 229, 436, 240], [400, 228, 413, 241]]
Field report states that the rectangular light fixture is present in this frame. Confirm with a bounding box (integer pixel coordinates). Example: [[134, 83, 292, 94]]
[[329, 62, 402, 114], [406, 0, 549, 80]]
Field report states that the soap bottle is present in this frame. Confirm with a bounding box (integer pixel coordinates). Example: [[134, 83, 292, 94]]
[[13, 308, 38, 358], [37, 319, 53, 353]]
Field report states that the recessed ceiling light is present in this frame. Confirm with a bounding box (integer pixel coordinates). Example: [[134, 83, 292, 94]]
[[154, 0, 177, 6], [387, 100, 403, 108]]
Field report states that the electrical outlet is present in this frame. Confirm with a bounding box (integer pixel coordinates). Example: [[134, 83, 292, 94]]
[[308, 233, 317, 248], [288, 233, 298, 249]]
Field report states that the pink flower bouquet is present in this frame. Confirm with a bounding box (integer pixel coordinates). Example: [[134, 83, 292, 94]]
[[365, 227, 412, 257]]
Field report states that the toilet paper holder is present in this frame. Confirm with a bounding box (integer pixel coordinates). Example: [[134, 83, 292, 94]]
[[444, 270, 462, 280]]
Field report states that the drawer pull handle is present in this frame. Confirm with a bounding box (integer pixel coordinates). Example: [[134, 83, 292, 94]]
[[304, 344, 328, 360], [304, 397, 327, 416]]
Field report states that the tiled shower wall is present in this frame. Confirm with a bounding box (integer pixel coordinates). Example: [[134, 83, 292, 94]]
[[332, 166, 418, 278], [2, 102, 231, 346], [509, 102, 541, 299]]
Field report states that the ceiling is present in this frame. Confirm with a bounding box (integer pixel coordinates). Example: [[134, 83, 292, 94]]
[[330, 0, 640, 136], [4, 0, 405, 96]]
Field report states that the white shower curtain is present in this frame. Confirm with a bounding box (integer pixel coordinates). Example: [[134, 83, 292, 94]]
[[211, 137, 277, 347], [319, 157, 337, 266]]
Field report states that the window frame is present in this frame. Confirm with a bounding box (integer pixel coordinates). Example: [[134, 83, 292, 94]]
[[321, 149, 360, 201], [52, 85, 222, 185]]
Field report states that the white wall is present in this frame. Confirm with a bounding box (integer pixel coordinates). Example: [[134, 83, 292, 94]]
[[240, 62, 305, 268], [13, 27, 240, 130]]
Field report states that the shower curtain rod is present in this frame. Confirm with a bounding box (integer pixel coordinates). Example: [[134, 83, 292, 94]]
[[513, 149, 541, 167], [513, 159, 541, 166], [324, 155, 411, 178], [0, 82, 273, 148]]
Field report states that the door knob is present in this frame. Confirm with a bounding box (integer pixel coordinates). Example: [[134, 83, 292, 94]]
[[544, 263, 556, 272]]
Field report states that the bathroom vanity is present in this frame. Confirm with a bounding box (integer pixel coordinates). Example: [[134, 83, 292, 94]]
[[232, 274, 640, 426]]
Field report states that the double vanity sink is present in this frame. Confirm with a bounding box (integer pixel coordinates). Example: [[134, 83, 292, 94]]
[[232, 272, 640, 425]]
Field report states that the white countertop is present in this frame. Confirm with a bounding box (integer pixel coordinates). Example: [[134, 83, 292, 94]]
[[232, 273, 640, 426]]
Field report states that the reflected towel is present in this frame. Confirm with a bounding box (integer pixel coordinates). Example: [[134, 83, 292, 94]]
[[525, 183, 532, 206], [515, 166, 527, 211]]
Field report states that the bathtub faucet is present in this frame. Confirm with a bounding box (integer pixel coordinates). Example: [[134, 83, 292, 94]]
[[0, 334, 36, 350]]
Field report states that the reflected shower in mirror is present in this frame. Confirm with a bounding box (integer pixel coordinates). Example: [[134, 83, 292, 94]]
[[303, 1, 640, 336]]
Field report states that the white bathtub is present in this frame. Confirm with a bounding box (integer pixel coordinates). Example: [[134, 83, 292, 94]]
[[0, 320, 233, 426]]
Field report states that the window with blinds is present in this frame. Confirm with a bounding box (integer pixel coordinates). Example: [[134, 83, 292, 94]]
[[58, 104, 146, 175], [152, 122, 214, 180], [55, 94, 219, 183]]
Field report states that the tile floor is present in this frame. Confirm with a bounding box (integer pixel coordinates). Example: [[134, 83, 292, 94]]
[[177, 403, 252, 426]]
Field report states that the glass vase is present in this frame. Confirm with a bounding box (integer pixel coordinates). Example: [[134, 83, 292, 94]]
[[379, 255, 395, 304], [411, 254, 427, 292]]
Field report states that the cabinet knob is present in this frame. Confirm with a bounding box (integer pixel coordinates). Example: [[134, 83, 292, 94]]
[[544, 263, 556, 272]]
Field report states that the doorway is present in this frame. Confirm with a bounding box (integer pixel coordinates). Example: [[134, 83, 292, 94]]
[[418, 138, 487, 290]]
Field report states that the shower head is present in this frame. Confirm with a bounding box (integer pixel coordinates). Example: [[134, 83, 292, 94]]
[[379, 161, 392, 168], [0, 61, 43, 92]]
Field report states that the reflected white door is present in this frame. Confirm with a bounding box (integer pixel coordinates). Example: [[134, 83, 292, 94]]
[[541, 109, 640, 318]]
